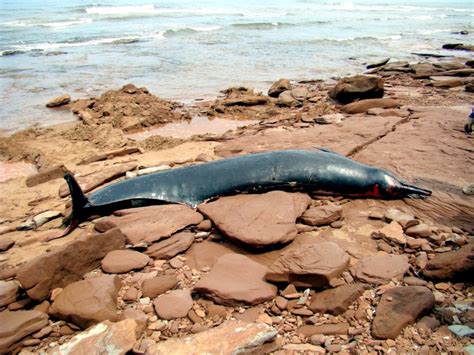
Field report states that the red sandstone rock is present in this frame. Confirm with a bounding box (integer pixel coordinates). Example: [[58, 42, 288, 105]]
[[16, 228, 125, 300], [50, 275, 121, 329], [0, 236, 14, 251], [145, 231, 195, 259], [309, 284, 368, 315], [141, 275, 178, 299], [198, 191, 310, 247], [352, 253, 409, 284], [372, 286, 435, 339], [329, 75, 384, 104], [372, 221, 407, 244], [300, 204, 343, 226], [266, 242, 350, 287], [0, 281, 18, 307], [153, 289, 193, 320], [298, 323, 350, 336], [147, 320, 277, 354], [0, 310, 48, 353], [405, 223, 432, 238], [95, 205, 203, 245], [341, 98, 399, 114], [268, 78, 292, 98], [101, 250, 150, 274], [423, 242, 474, 280], [384, 208, 419, 229], [194, 254, 277, 306]]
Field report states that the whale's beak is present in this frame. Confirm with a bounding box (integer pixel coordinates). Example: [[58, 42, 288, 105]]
[[396, 181, 432, 197]]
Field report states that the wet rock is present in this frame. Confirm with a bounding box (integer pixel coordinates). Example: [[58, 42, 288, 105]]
[[25, 164, 69, 187], [405, 223, 432, 238], [352, 253, 409, 284], [142, 275, 178, 298], [50, 319, 138, 355], [194, 254, 277, 306], [372, 286, 435, 339], [442, 43, 474, 52], [46, 94, 71, 107], [0, 281, 18, 307], [298, 323, 350, 336], [0, 237, 14, 252], [268, 78, 292, 98], [309, 284, 368, 315], [276, 90, 299, 107], [266, 242, 350, 287], [50, 275, 121, 329], [367, 58, 390, 69], [101, 250, 149, 274], [16, 228, 125, 300], [384, 208, 418, 229], [300, 204, 342, 226], [222, 95, 269, 107], [0, 310, 48, 353], [328, 75, 384, 104], [291, 87, 309, 101], [149, 320, 276, 354], [153, 289, 193, 320], [372, 221, 407, 245], [145, 231, 194, 259], [198, 191, 310, 248], [341, 98, 399, 114], [95, 205, 203, 245], [422, 242, 474, 280]]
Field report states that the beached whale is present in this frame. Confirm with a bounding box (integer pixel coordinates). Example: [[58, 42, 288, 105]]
[[62, 148, 431, 235]]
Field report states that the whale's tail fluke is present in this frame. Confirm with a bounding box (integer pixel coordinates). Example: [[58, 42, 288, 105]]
[[61, 173, 90, 236]]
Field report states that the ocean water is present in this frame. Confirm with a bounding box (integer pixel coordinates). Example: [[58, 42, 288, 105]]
[[0, 0, 473, 131]]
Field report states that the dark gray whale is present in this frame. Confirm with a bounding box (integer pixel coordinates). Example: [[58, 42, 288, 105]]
[[62, 148, 431, 234]]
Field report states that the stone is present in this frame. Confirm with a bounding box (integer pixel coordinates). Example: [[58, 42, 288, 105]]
[[78, 147, 142, 165], [147, 320, 277, 354], [417, 316, 440, 331], [0, 310, 48, 353], [198, 191, 310, 247], [145, 231, 194, 259], [367, 58, 390, 69], [123, 287, 139, 302], [372, 286, 435, 339], [266, 242, 350, 287], [405, 224, 432, 238], [101, 250, 150, 274], [352, 253, 409, 284], [372, 221, 407, 245], [341, 98, 399, 114], [403, 276, 428, 286], [49, 319, 138, 355], [16, 228, 125, 300], [26, 165, 69, 187], [315, 113, 345, 125], [46, 94, 71, 107], [275, 296, 288, 310], [448, 325, 474, 338], [141, 275, 178, 298], [268, 78, 292, 98], [283, 344, 325, 353], [194, 254, 277, 306], [222, 94, 269, 107], [234, 307, 262, 323], [328, 75, 384, 104], [197, 219, 212, 231], [277, 90, 299, 107], [120, 309, 147, 336], [0, 281, 18, 307], [59, 163, 138, 197], [0, 225, 15, 236], [153, 289, 193, 320], [384, 208, 418, 229], [300, 204, 343, 226], [291, 87, 309, 101], [442, 43, 474, 51], [298, 323, 350, 336], [423, 243, 474, 280], [309, 284, 368, 315], [0, 237, 14, 252], [50, 275, 121, 329], [95, 205, 203, 245]]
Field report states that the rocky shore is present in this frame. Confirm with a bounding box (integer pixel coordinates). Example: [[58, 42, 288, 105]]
[[0, 57, 473, 354]]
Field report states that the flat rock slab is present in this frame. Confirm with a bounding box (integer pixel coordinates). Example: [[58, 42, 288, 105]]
[[372, 221, 407, 245], [16, 228, 125, 300], [142, 275, 178, 299], [423, 242, 474, 280], [50, 319, 138, 355], [153, 289, 193, 320], [50, 275, 121, 329], [0, 281, 18, 307], [215, 115, 400, 158], [147, 320, 277, 354], [194, 254, 277, 306], [101, 250, 150, 274], [145, 231, 195, 259], [372, 286, 435, 339], [78, 147, 142, 165], [352, 253, 409, 284], [341, 98, 399, 114], [309, 284, 368, 315], [266, 242, 350, 287], [298, 323, 350, 337], [198, 191, 311, 247], [59, 162, 137, 197], [26, 164, 69, 187], [95, 205, 203, 245], [300, 204, 343, 226], [0, 310, 49, 353]]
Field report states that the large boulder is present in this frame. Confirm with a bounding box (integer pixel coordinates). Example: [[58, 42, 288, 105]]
[[266, 242, 350, 287], [16, 228, 125, 300], [95, 205, 203, 245], [329, 75, 384, 104], [194, 254, 277, 306], [198, 191, 311, 248], [50, 275, 121, 329], [0, 310, 48, 353]]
